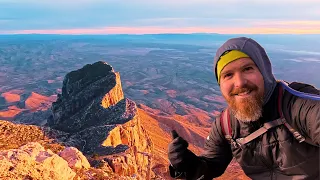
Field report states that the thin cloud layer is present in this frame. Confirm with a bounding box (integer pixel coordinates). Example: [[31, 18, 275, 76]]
[[1, 0, 320, 34]]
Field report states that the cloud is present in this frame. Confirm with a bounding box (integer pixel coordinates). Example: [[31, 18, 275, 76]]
[[286, 58, 320, 62], [132, 18, 320, 30], [254, 20, 320, 26]]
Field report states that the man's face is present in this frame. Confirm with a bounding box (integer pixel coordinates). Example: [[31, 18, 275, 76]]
[[219, 57, 265, 122]]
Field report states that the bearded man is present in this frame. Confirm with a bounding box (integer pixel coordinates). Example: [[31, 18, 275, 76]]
[[168, 37, 320, 180]]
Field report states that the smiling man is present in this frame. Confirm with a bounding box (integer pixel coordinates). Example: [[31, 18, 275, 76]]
[[218, 50, 265, 122], [168, 37, 320, 180]]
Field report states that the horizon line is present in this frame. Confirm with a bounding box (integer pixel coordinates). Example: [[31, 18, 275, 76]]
[[2, 26, 320, 35], [1, 33, 320, 36]]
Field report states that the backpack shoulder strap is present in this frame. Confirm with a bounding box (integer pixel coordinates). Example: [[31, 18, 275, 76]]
[[220, 108, 232, 139], [236, 119, 285, 146], [220, 108, 238, 146], [278, 81, 317, 146]]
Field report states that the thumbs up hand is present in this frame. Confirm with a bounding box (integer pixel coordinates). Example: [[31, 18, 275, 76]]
[[171, 130, 180, 139], [168, 130, 193, 171]]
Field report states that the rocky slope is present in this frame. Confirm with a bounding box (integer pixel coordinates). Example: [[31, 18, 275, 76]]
[[0, 120, 142, 180]]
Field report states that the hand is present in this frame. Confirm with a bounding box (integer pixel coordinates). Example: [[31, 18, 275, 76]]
[[168, 130, 192, 171]]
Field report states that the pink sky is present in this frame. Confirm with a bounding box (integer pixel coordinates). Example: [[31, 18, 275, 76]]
[[3, 25, 320, 35]]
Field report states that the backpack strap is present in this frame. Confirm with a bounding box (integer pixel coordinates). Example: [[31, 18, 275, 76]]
[[278, 80, 320, 101], [220, 108, 238, 147], [236, 118, 285, 146], [220, 108, 231, 139], [278, 81, 316, 145], [277, 83, 305, 143]]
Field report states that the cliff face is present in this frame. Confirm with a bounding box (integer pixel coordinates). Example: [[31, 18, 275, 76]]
[[101, 72, 124, 109], [48, 61, 153, 179], [49, 61, 125, 132]]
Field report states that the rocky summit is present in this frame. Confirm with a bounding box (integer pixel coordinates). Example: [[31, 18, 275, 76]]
[[49, 61, 154, 179], [0, 61, 155, 180], [48, 61, 125, 132]]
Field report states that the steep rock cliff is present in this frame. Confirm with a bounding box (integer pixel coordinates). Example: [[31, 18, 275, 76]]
[[48, 61, 153, 179], [48, 61, 125, 132]]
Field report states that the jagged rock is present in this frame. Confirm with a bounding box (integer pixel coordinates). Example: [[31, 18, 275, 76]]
[[49, 61, 125, 133], [0, 142, 76, 180], [64, 98, 153, 179], [104, 147, 152, 180], [107, 153, 137, 176], [47, 61, 154, 179], [59, 147, 90, 169], [64, 99, 148, 153]]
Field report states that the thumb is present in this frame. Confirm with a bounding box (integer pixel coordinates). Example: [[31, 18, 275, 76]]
[[171, 130, 179, 140]]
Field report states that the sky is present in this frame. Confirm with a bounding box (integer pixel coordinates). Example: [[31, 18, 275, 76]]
[[1, 0, 320, 34]]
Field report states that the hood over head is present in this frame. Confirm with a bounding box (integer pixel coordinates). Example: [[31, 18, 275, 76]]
[[213, 37, 277, 105]]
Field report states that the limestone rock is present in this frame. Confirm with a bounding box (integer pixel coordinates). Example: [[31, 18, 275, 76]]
[[0, 142, 76, 180], [59, 147, 90, 169]]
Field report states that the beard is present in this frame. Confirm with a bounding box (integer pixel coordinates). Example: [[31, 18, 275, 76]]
[[223, 84, 264, 123]]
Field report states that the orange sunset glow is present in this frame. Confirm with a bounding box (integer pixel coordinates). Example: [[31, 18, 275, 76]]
[[3, 24, 320, 35]]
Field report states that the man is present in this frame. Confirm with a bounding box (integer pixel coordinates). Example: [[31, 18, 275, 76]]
[[168, 37, 320, 180]]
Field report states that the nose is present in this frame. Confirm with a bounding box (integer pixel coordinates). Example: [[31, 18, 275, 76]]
[[233, 72, 247, 88]]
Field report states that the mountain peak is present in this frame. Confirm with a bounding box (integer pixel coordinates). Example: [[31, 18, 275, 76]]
[[49, 61, 124, 132]]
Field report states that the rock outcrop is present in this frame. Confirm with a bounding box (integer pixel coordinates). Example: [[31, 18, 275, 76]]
[[0, 121, 90, 180], [59, 147, 91, 169], [0, 120, 141, 180], [0, 142, 76, 180], [47, 61, 153, 179], [49, 61, 124, 133]]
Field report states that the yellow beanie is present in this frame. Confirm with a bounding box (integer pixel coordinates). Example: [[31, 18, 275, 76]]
[[217, 50, 249, 83]]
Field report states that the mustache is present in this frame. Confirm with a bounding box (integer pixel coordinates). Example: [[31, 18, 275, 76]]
[[230, 84, 258, 96]]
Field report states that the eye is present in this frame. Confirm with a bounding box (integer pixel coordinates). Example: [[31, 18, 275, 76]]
[[224, 73, 233, 79], [244, 66, 253, 71]]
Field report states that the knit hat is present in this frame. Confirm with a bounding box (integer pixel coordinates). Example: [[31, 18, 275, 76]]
[[217, 50, 249, 83]]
